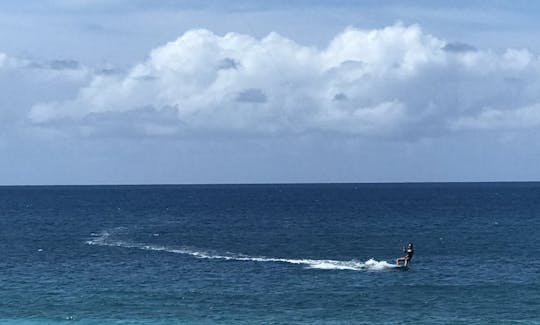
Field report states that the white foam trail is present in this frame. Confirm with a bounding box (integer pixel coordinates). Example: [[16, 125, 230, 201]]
[[86, 231, 397, 271]]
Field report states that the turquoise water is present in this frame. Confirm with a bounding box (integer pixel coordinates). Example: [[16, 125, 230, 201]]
[[0, 183, 539, 324]]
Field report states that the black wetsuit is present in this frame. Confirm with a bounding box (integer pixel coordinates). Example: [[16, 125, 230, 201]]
[[405, 248, 414, 261]]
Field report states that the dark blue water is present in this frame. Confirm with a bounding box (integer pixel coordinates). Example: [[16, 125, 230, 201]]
[[0, 183, 539, 324]]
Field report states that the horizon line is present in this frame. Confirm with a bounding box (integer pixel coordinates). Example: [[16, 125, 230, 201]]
[[1, 180, 540, 187]]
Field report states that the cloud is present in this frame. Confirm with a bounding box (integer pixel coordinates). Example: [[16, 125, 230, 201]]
[[451, 104, 540, 130], [0, 52, 22, 69], [0, 51, 100, 131], [48, 59, 81, 70], [442, 42, 476, 53], [28, 24, 540, 139], [0, 52, 90, 78], [236, 88, 267, 103], [333, 93, 348, 101]]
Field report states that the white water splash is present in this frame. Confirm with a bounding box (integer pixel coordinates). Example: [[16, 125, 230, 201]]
[[86, 230, 397, 271]]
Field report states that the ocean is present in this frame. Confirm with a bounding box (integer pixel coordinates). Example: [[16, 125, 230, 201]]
[[0, 183, 539, 324]]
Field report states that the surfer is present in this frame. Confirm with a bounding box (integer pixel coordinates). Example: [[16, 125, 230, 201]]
[[396, 243, 414, 267]]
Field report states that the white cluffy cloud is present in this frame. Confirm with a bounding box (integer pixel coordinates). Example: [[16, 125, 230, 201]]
[[29, 24, 540, 138]]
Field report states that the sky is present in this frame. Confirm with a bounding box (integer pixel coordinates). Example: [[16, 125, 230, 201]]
[[2, 0, 540, 185]]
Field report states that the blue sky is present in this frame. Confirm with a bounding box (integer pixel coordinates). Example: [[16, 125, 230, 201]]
[[2, 1, 540, 184]]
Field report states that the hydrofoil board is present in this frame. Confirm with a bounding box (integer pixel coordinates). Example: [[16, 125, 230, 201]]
[[393, 265, 409, 271]]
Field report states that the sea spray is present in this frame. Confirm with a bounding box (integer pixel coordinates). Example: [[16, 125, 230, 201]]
[[87, 229, 397, 271]]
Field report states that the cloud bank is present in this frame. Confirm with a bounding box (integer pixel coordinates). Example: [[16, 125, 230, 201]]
[[0, 51, 92, 131], [28, 24, 540, 139]]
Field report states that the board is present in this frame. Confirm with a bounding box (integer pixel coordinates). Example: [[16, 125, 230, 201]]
[[393, 265, 409, 271]]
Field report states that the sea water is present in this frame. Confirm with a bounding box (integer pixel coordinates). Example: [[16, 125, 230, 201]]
[[0, 183, 539, 324]]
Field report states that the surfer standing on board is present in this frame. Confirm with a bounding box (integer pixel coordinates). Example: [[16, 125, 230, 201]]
[[396, 243, 414, 267]]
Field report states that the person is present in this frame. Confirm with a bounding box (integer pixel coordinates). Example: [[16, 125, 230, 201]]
[[396, 243, 414, 267]]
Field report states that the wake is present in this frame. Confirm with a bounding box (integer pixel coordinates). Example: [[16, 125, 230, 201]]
[[86, 230, 397, 271]]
